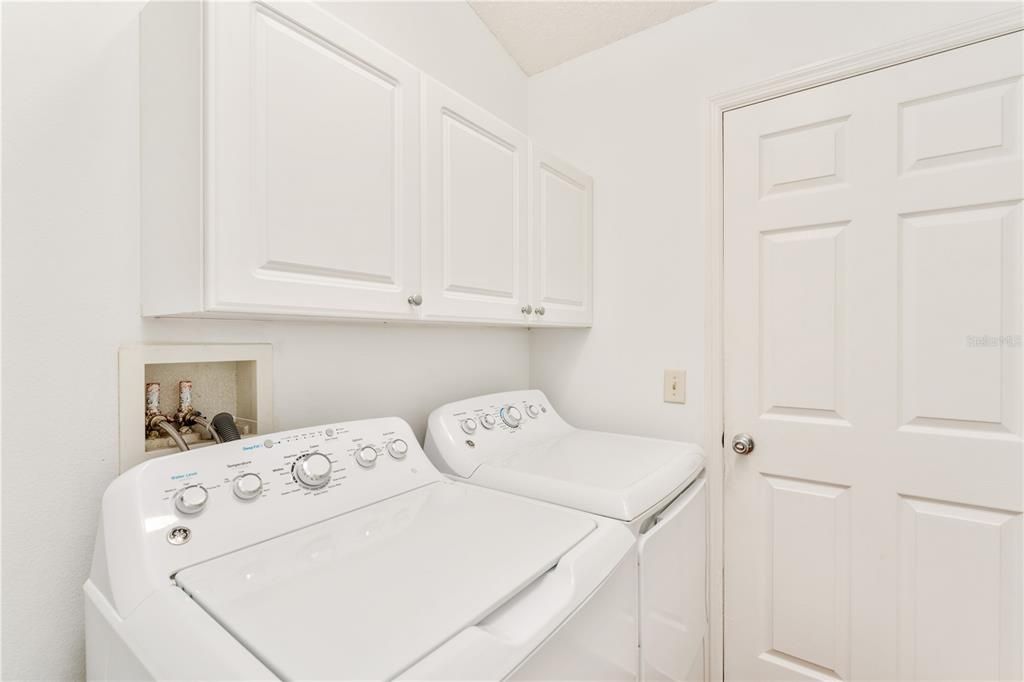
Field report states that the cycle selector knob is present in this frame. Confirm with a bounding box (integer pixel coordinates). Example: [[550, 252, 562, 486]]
[[174, 485, 208, 515], [525, 404, 540, 418], [460, 418, 478, 434], [294, 452, 332, 489], [233, 473, 263, 500], [356, 445, 379, 468], [480, 414, 497, 429], [387, 439, 408, 459], [500, 405, 523, 428]]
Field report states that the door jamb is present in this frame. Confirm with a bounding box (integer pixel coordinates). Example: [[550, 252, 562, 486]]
[[702, 8, 1023, 680]]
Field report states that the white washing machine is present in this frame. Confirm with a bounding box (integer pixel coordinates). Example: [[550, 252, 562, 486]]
[[84, 417, 640, 680], [424, 390, 707, 681]]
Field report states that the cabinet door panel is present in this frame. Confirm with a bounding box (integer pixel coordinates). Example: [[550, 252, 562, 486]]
[[421, 78, 530, 323], [530, 148, 593, 326], [207, 1, 420, 318]]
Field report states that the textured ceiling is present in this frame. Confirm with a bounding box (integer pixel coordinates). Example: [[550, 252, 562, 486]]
[[469, 1, 711, 75]]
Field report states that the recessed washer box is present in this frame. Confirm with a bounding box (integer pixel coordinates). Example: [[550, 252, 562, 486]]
[[118, 344, 273, 472]]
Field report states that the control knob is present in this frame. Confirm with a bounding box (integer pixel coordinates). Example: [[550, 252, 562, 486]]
[[356, 445, 379, 468], [233, 473, 263, 500], [174, 485, 208, 515], [480, 414, 496, 430], [294, 452, 332, 489], [460, 418, 478, 434], [500, 405, 523, 428], [525, 404, 540, 418], [387, 439, 408, 459]]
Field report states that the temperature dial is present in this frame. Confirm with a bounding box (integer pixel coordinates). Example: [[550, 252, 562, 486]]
[[525, 404, 540, 418], [460, 418, 478, 434], [294, 452, 332, 489], [500, 405, 523, 428], [480, 414, 497, 429], [233, 473, 263, 500], [387, 439, 408, 459], [174, 485, 208, 515], [356, 445, 379, 468]]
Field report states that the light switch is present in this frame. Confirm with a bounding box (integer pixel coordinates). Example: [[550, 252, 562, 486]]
[[664, 369, 686, 404]]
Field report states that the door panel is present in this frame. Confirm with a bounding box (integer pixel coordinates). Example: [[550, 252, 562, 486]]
[[421, 77, 529, 323], [725, 32, 1023, 681], [639, 478, 707, 682], [530, 147, 594, 326], [207, 1, 420, 317]]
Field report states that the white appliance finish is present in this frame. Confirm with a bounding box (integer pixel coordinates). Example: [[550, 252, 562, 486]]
[[424, 389, 707, 681], [723, 32, 1022, 681], [85, 418, 638, 680], [140, 0, 592, 327]]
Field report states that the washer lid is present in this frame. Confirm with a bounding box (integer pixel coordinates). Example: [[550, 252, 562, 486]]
[[472, 430, 705, 522], [174, 481, 595, 681]]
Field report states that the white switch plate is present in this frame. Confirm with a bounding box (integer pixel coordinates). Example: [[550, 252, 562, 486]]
[[664, 369, 686, 404]]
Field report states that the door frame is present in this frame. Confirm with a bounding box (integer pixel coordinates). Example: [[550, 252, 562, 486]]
[[701, 7, 1023, 680]]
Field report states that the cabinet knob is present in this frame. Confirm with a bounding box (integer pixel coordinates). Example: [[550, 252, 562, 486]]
[[536, 306, 546, 316], [521, 304, 533, 315], [407, 294, 423, 306]]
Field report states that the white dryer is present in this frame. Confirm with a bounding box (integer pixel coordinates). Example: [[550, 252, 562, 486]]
[[425, 390, 707, 681], [85, 417, 639, 680]]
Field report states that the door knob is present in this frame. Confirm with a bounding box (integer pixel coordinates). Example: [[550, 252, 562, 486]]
[[731, 433, 755, 455], [521, 304, 533, 315], [407, 294, 422, 306]]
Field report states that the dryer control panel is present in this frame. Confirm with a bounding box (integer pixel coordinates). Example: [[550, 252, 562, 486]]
[[95, 417, 443, 614], [424, 389, 574, 478]]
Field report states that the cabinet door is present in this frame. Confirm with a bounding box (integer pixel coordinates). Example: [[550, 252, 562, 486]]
[[529, 147, 593, 326], [206, 1, 421, 319], [421, 77, 530, 324]]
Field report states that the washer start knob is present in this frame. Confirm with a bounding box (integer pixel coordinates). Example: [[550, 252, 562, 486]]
[[174, 485, 208, 515], [387, 439, 409, 459], [233, 473, 263, 500], [500, 405, 523, 428], [294, 452, 332, 489], [356, 445, 379, 468]]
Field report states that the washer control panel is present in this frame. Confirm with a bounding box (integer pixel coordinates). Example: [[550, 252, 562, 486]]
[[108, 418, 442, 577], [424, 389, 573, 478]]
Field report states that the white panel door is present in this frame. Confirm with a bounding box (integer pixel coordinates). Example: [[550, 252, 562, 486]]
[[529, 146, 593, 326], [206, 1, 421, 318], [724, 33, 1022, 681], [421, 77, 530, 323]]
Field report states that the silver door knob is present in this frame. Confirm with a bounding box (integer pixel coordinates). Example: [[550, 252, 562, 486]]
[[732, 433, 755, 455], [535, 306, 546, 316], [521, 304, 533, 315], [407, 294, 422, 306]]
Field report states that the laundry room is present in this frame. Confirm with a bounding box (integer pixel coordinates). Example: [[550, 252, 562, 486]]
[[2, 1, 1021, 680]]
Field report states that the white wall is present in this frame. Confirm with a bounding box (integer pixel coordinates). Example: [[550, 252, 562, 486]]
[[527, 0, 1014, 443], [0, 3, 527, 679]]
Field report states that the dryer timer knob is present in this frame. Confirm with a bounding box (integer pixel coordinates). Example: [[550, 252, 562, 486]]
[[500, 405, 523, 428]]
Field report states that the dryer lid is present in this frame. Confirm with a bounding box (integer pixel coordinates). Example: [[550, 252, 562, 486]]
[[174, 481, 596, 681], [472, 430, 705, 522]]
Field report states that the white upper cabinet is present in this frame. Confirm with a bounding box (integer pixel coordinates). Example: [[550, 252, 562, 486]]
[[528, 147, 593, 326], [142, 1, 421, 320], [420, 77, 531, 324], [140, 0, 592, 327]]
